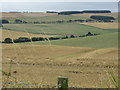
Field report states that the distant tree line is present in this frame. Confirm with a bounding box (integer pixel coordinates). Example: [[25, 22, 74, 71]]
[[58, 11, 83, 15], [1, 14, 115, 25], [90, 15, 115, 22], [14, 19, 96, 24], [46, 11, 58, 13], [57, 10, 111, 15], [82, 10, 111, 13], [2, 32, 100, 43], [14, 17, 115, 24]]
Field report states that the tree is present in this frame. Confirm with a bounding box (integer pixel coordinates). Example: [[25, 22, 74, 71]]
[[3, 38, 13, 43], [83, 10, 111, 13], [70, 35, 75, 38], [13, 37, 31, 43], [14, 19, 23, 23], [86, 32, 93, 36], [0, 19, 9, 24], [58, 11, 83, 15], [90, 15, 115, 21]]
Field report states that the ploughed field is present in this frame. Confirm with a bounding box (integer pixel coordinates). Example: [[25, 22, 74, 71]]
[[1, 12, 118, 88]]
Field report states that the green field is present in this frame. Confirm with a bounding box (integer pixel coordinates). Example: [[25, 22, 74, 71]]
[[3, 15, 88, 23], [3, 23, 117, 35], [24, 32, 118, 48], [2, 15, 118, 48]]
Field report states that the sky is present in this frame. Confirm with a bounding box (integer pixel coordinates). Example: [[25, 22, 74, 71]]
[[1, 0, 120, 2], [1, 2, 119, 12]]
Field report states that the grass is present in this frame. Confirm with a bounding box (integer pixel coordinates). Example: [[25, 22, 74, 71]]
[[24, 32, 118, 48], [3, 23, 116, 35], [109, 72, 118, 88], [2, 15, 88, 23]]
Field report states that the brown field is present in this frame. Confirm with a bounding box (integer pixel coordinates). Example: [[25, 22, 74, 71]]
[[0, 12, 58, 17], [2, 44, 118, 88], [0, 12, 118, 18], [81, 23, 118, 29], [72, 12, 118, 18], [1, 29, 58, 41]]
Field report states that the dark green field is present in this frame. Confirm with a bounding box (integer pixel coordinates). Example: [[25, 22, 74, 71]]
[[3, 23, 117, 35], [2, 18, 118, 48]]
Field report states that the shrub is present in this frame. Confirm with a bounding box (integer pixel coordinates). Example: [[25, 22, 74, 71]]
[[32, 37, 40, 41], [70, 35, 75, 38], [49, 37, 60, 40], [86, 32, 93, 36], [14, 19, 23, 23], [14, 37, 31, 43], [0, 19, 9, 24], [3, 38, 13, 43]]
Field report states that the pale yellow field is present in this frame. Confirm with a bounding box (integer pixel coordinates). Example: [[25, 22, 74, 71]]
[[1, 29, 58, 41], [0, 12, 58, 17], [2, 44, 118, 88], [72, 12, 118, 18], [0, 12, 118, 18], [81, 23, 118, 29]]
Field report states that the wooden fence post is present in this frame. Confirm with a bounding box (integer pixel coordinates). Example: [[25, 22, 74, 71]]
[[58, 76, 68, 90]]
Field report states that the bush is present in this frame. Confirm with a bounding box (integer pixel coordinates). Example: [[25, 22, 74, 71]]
[[0, 19, 9, 24], [3, 38, 13, 43], [32, 37, 40, 41], [14, 37, 31, 43], [49, 37, 60, 40], [86, 32, 93, 36], [70, 35, 75, 38], [14, 19, 23, 23], [61, 36, 69, 39]]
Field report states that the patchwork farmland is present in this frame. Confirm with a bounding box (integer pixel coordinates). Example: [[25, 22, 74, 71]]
[[1, 12, 118, 88]]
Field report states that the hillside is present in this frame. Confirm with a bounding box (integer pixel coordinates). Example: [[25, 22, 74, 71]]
[[0, 12, 58, 17], [25, 32, 118, 48], [2, 29, 57, 41], [3, 23, 115, 35]]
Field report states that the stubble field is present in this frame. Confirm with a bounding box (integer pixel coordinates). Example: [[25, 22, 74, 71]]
[[1, 12, 119, 88]]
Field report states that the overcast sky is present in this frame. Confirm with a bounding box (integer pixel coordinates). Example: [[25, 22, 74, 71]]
[[1, 2, 118, 12], [1, 0, 120, 2]]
